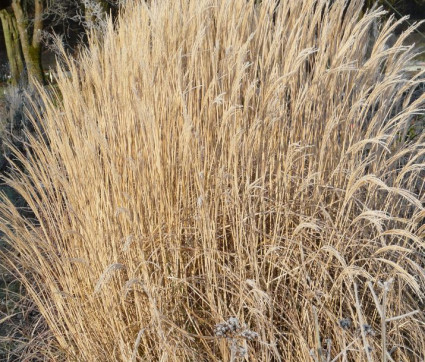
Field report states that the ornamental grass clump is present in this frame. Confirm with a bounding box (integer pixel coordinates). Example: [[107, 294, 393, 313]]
[[1, 0, 425, 360]]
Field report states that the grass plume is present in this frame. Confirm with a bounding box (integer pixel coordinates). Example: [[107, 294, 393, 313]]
[[1, 0, 425, 360]]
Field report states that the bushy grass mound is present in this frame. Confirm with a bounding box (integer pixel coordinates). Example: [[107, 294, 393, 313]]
[[1, 0, 425, 360]]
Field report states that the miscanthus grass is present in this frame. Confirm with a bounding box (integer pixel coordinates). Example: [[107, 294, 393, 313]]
[[1, 0, 425, 360]]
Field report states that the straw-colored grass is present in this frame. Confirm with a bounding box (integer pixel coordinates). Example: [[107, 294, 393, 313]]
[[1, 0, 425, 360]]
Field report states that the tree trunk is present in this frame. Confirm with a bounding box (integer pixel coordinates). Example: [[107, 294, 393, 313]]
[[11, 0, 44, 84], [0, 8, 23, 84]]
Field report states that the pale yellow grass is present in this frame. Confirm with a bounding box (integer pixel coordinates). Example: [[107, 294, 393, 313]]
[[1, 0, 425, 360]]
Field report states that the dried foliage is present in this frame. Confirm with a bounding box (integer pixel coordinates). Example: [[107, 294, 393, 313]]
[[1, 0, 425, 360]]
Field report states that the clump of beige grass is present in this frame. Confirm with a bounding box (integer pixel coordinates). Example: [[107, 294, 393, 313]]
[[1, 0, 425, 360]]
